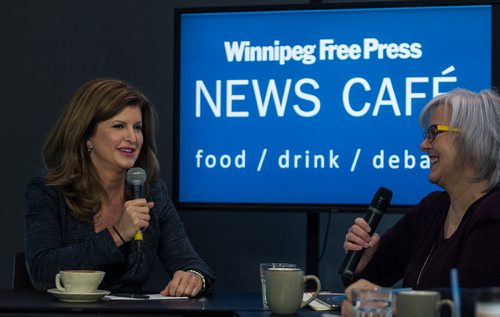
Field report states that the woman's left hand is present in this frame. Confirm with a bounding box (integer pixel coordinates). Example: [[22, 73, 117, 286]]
[[160, 270, 203, 297]]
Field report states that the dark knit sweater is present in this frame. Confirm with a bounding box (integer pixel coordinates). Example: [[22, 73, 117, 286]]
[[24, 176, 215, 293]]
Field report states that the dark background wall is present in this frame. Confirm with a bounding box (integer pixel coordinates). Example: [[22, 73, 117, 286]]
[[0, 0, 405, 293]]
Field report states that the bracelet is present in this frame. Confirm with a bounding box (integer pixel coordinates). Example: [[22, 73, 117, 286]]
[[112, 225, 126, 244], [187, 269, 206, 290]]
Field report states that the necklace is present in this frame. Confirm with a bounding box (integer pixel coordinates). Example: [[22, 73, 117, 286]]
[[416, 243, 436, 287]]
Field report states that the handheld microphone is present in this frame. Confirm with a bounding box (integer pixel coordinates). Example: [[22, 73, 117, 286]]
[[338, 187, 393, 281], [126, 167, 147, 249]]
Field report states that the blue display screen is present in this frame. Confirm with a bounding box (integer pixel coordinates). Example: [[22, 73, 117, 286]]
[[175, 4, 493, 209]]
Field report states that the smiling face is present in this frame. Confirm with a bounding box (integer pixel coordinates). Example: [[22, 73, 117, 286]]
[[87, 105, 143, 179], [420, 105, 466, 190]]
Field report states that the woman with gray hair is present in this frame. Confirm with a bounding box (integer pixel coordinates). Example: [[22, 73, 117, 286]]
[[342, 88, 500, 290]]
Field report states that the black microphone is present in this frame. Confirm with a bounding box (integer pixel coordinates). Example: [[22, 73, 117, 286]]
[[126, 167, 147, 250], [338, 187, 393, 281]]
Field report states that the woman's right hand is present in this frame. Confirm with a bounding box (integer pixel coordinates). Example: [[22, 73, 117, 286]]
[[115, 198, 154, 241], [343, 217, 381, 274]]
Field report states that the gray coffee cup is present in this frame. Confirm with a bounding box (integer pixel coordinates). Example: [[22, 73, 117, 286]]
[[265, 267, 321, 314], [397, 290, 455, 317]]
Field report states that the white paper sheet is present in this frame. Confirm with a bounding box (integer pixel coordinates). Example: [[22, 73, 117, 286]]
[[105, 294, 188, 300]]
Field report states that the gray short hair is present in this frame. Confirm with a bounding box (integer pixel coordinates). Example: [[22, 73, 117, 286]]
[[419, 88, 500, 192]]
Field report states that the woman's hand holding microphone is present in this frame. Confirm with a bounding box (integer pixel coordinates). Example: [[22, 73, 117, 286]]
[[112, 198, 154, 245], [343, 217, 381, 275]]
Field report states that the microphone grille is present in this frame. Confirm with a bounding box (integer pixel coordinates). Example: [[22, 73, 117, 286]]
[[371, 187, 393, 212], [126, 167, 147, 185]]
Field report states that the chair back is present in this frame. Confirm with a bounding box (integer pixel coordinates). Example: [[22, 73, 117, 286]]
[[12, 251, 34, 289]]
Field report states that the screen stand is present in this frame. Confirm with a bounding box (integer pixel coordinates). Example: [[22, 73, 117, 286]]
[[306, 212, 320, 290]]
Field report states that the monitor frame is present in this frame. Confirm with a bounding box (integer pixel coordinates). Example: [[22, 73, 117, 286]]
[[173, 0, 500, 212]]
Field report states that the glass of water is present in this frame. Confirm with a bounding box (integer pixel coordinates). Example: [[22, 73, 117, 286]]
[[352, 288, 392, 317], [259, 263, 296, 308]]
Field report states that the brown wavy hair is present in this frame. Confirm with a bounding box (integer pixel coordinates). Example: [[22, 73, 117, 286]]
[[42, 78, 159, 222]]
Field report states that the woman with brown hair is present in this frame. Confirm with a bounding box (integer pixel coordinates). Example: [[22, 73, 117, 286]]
[[24, 78, 214, 296]]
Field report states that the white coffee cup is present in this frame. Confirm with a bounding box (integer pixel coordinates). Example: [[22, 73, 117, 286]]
[[397, 290, 455, 317], [55, 270, 105, 294], [265, 267, 321, 314], [476, 288, 500, 317]]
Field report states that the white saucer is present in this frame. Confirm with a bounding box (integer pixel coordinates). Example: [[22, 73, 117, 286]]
[[47, 288, 110, 303]]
